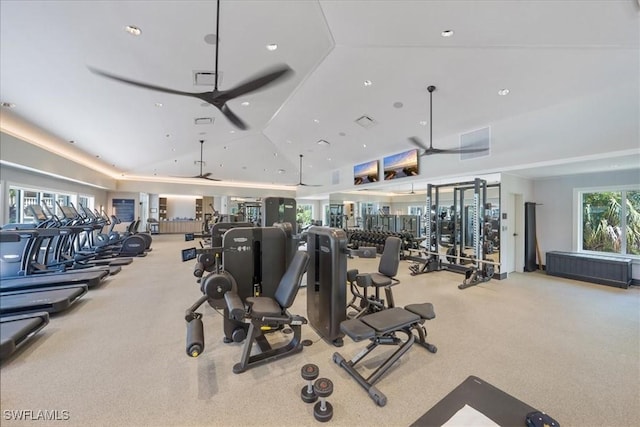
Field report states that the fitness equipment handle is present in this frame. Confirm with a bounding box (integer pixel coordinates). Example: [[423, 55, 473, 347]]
[[186, 318, 204, 357]]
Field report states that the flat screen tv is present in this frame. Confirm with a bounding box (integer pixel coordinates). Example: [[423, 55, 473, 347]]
[[353, 160, 379, 185], [383, 149, 419, 180]]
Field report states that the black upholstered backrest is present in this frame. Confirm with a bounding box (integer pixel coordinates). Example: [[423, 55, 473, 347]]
[[378, 236, 401, 278], [274, 250, 310, 309]]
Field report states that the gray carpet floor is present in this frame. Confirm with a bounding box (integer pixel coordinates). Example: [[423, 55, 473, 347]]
[[1, 234, 638, 427]]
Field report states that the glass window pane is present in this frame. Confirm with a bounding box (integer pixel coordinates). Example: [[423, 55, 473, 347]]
[[625, 190, 640, 255], [582, 191, 622, 254]]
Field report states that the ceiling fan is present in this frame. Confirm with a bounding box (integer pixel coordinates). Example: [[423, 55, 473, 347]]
[[295, 154, 321, 187], [177, 140, 220, 181], [409, 85, 489, 156], [88, 0, 293, 130], [395, 183, 418, 195]]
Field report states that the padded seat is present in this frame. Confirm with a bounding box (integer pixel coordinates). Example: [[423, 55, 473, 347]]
[[369, 272, 393, 287], [405, 303, 435, 320], [361, 307, 420, 332], [340, 318, 376, 342], [245, 297, 281, 318]]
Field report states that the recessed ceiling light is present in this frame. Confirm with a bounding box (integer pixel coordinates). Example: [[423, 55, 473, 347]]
[[68, 140, 75, 144], [155, 102, 163, 107], [286, 139, 292, 144], [327, 157, 332, 161], [229, 130, 235, 134], [498, 88, 510, 96], [266, 43, 278, 51], [273, 152, 278, 156], [125, 25, 141, 36], [338, 132, 346, 137], [219, 164, 223, 167], [172, 148, 176, 152], [419, 120, 427, 126], [393, 102, 403, 108], [441, 30, 454, 37], [223, 146, 228, 150], [363, 144, 367, 148], [242, 166, 247, 170], [165, 134, 171, 138], [364, 80, 372, 87], [313, 119, 320, 124], [240, 101, 250, 107], [1, 102, 16, 108], [95, 155, 101, 158], [277, 169, 286, 174]]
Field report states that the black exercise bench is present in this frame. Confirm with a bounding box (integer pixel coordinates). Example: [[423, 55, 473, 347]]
[[332, 303, 437, 406]]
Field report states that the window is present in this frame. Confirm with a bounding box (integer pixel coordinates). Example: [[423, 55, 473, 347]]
[[296, 204, 313, 228], [8, 186, 76, 224], [580, 188, 640, 256]]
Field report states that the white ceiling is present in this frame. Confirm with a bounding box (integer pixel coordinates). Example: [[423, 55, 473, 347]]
[[1, 0, 638, 195]]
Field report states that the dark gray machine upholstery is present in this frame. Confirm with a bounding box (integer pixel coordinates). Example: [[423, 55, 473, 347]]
[[333, 303, 437, 407], [226, 250, 310, 373]]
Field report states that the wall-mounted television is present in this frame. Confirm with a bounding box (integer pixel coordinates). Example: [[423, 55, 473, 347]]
[[383, 149, 419, 180], [353, 160, 379, 185]]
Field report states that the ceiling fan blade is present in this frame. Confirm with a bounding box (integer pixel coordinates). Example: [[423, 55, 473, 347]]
[[220, 104, 248, 130], [88, 67, 202, 99], [217, 65, 293, 102], [202, 176, 221, 181], [408, 136, 428, 150]]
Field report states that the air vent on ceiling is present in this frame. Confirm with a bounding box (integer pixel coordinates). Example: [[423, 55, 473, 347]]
[[194, 117, 214, 125], [193, 70, 222, 86], [332, 170, 340, 185], [317, 139, 330, 146], [355, 115, 377, 129]]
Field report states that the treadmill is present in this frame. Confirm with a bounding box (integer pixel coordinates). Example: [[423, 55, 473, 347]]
[[0, 312, 50, 360], [0, 231, 108, 291], [0, 285, 88, 316]]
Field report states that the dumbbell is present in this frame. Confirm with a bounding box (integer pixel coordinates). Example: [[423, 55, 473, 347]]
[[313, 377, 334, 422], [300, 364, 319, 403]]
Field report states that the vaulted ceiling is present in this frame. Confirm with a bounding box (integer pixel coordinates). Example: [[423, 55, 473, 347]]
[[1, 1, 638, 195]]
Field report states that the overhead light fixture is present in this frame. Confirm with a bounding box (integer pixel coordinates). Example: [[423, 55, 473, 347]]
[[313, 119, 320, 124], [1, 102, 16, 108], [68, 140, 75, 144], [240, 101, 250, 107], [363, 144, 367, 148], [277, 169, 286, 174], [266, 43, 278, 51], [317, 139, 330, 146], [441, 30, 454, 37], [125, 25, 141, 36], [229, 130, 235, 134], [364, 80, 372, 87], [419, 120, 427, 126], [498, 88, 510, 96], [393, 102, 403, 109]]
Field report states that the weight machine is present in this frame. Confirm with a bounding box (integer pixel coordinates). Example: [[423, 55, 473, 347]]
[[408, 178, 500, 289]]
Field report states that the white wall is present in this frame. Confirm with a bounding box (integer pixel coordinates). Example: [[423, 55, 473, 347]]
[[166, 196, 198, 220], [533, 168, 640, 279]]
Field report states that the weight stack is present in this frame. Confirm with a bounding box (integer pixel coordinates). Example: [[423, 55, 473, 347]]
[[306, 226, 347, 346]]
